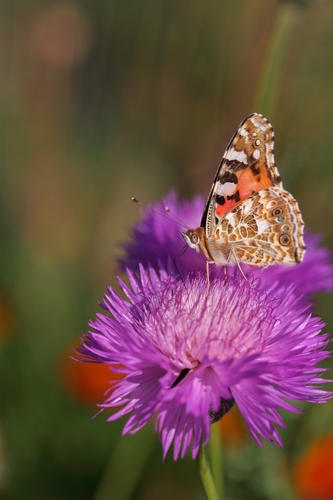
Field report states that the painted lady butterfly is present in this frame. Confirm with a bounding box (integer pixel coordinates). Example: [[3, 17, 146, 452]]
[[182, 113, 306, 272]]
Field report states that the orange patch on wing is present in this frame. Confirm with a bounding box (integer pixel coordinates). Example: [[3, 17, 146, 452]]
[[214, 162, 274, 219], [237, 164, 273, 199], [216, 201, 232, 217]]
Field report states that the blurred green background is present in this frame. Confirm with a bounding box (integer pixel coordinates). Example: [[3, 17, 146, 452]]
[[1, 0, 333, 499]]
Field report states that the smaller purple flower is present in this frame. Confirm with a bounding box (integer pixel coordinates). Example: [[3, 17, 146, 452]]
[[119, 191, 333, 297], [79, 266, 332, 460], [119, 191, 207, 275]]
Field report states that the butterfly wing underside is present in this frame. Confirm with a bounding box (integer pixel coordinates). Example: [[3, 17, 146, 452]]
[[210, 187, 306, 266], [182, 112, 306, 268], [201, 113, 282, 238]]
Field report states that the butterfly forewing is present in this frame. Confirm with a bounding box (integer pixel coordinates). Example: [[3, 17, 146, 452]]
[[202, 113, 282, 237], [184, 112, 306, 268]]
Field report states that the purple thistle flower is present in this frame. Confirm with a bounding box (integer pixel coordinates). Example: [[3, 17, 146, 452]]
[[79, 266, 332, 460], [120, 191, 207, 275], [119, 191, 333, 296]]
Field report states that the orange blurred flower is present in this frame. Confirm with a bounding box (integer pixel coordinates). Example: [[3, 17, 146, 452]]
[[61, 340, 125, 406], [215, 406, 248, 447], [293, 434, 333, 500], [0, 295, 14, 342], [28, 3, 92, 69]]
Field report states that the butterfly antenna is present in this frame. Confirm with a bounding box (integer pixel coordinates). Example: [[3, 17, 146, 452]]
[[131, 197, 189, 229], [164, 206, 189, 230]]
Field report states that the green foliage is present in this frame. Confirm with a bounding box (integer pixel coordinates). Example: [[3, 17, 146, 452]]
[[0, 0, 333, 498]]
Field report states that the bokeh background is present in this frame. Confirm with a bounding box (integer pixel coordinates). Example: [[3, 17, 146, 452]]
[[1, 0, 333, 499]]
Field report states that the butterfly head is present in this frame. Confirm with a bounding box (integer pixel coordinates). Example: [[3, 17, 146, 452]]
[[181, 228, 211, 260]]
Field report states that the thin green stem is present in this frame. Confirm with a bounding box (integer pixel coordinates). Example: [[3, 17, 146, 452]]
[[209, 424, 223, 499], [253, 1, 301, 120], [197, 441, 220, 500], [93, 423, 155, 500]]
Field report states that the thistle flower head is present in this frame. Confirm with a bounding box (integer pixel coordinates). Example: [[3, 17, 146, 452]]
[[80, 266, 331, 460]]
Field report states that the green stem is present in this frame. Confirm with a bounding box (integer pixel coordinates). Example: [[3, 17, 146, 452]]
[[93, 423, 155, 500], [209, 424, 223, 499], [197, 441, 220, 500], [253, 1, 301, 119]]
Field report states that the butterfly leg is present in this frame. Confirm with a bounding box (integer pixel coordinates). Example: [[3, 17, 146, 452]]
[[222, 265, 228, 286], [205, 261, 211, 295], [231, 250, 255, 288]]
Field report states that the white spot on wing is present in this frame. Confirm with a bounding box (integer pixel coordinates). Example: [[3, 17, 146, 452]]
[[251, 117, 267, 132], [239, 128, 248, 137], [216, 182, 237, 196], [257, 220, 270, 233], [225, 148, 248, 164], [252, 149, 260, 160]]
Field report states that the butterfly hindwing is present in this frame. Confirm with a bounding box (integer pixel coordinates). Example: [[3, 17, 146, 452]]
[[211, 187, 306, 266]]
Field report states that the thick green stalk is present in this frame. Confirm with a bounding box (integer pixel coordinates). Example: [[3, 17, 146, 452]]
[[93, 423, 155, 500], [209, 424, 223, 499], [253, 1, 301, 119]]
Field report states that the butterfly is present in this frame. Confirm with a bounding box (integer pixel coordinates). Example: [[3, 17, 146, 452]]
[[181, 113, 306, 275]]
